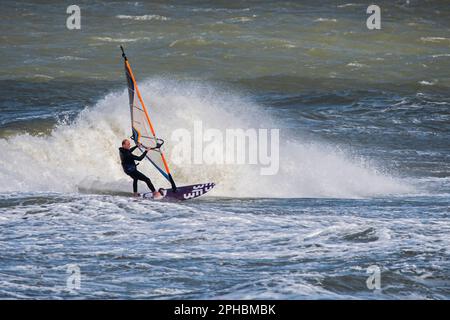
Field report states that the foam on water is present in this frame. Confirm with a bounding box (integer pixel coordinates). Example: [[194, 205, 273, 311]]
[[116, 14, 170, 21], [0, 79, 413, 198], [0, 193, 447, 299]]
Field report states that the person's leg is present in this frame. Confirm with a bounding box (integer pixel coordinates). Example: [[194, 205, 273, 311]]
[[133, 170, 156, 192], [127, 171, 139, 194]]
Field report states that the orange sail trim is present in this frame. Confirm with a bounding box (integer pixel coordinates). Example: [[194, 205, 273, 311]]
[[125, 61, 156, 136]]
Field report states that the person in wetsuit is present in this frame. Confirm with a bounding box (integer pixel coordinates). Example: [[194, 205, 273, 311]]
[[119, 139, 162, 199]]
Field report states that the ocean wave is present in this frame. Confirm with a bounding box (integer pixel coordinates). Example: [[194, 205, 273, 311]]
[[56, 56, 87, 61], [116, 14, 169, 21], [431, 53, 450, 58], [419, 80, 437, 86], [314, 18, 338, 22], [191, 7, 250, 13], [169, 37, 205, 47], [420, 37, 450, 43], [27, 74, 54, 80], [0, 79, 413, 198], [92, 36, 150, 43], [346, 62, 367, 68], [225, 16, 257, 23], [337, 3, 360, 8]]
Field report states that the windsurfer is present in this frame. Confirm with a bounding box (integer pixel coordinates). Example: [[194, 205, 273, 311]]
[[119, 139, 163, 199]]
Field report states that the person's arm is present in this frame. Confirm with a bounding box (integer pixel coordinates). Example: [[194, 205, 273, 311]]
[[132, 150, 148, 161], [130, 145, 139, 152]]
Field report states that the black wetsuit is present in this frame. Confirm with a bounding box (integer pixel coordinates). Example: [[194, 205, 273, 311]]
[[119, 146, 155, 193]]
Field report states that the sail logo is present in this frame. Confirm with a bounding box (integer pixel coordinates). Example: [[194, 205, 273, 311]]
[[171, 121, 279, 175], [183, 183, 215, 199]]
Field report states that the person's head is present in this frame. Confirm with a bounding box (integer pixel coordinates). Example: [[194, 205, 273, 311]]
[[122, 139, 131, 150]]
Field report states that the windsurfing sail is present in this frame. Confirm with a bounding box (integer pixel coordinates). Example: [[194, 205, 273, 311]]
[[120, 46, 177, 191]]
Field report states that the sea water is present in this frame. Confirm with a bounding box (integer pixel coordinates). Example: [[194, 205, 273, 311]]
[[0, 1, 448, 299]]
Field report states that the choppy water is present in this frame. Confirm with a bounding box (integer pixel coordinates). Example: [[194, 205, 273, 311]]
[[0, 1, 449, 299]]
